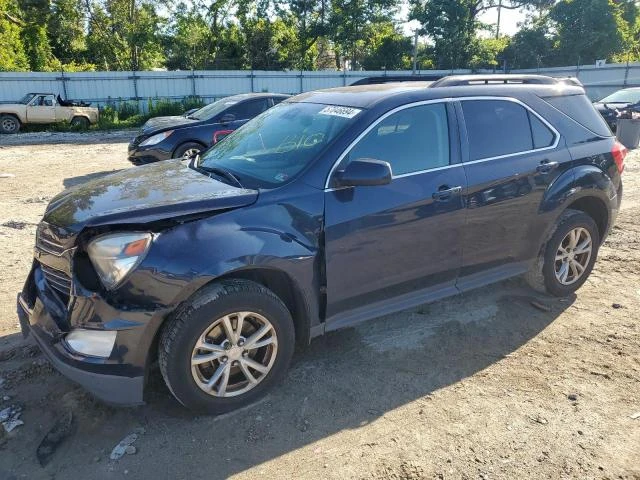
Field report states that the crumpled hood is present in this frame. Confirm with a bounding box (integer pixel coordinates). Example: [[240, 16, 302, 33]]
[[141, 115, 199, 134], [44, 160, 258, 232]]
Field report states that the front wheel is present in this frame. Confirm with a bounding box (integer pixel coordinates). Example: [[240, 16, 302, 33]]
[[526, 209, 600, 297], [159, 280, 295, 413], [0, 115, 21, 134], [174, 142, 204, 160]]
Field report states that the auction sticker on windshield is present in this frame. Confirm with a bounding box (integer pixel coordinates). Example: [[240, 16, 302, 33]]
[[318, 106, 361, 118]]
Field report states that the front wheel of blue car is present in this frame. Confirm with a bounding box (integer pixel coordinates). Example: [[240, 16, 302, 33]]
[[159, 280, 295, 413]]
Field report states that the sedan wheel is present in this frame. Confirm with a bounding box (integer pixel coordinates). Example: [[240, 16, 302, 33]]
[[182, 148, 200, 160], [191, 311, 278, 397]]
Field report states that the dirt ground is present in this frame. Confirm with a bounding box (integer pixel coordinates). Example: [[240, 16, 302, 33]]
[[0, 132, 638, 480]]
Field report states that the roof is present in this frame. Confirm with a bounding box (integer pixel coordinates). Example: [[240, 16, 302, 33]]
[[226, 92, 290, 101], [288, 75, 585, 109]]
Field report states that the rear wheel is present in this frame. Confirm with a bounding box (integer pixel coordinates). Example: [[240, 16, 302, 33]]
[[159, 280, 295, 413], [174, 142, 204, 160], [0, 115, 20, 134], [526, 209, 600, 297], [70, 116, 90, 129]]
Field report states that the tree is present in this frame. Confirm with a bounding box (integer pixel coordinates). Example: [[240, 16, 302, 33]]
[[360, 22, 412, 70], [48, 0, 86, 64], [330, 0, 398, 69], [502, 24, 554, 68], [550, 0, 627, 65], [0, 0, 29, 70], [409, 0, 554, 69]]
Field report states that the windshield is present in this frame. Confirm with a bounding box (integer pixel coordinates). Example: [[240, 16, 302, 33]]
[[199, 102, 361, 188], [18, 93, 35, 104], [599, 89, 640, 104], [190, 97, 239, 121]]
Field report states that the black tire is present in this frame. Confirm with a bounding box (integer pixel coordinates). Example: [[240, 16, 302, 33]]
[[0, 115, 21, 134], [174, 142, 204, 160], [70, 116, 90, 129], [526, 209, 600, 297], [159, 279, 295, 413]]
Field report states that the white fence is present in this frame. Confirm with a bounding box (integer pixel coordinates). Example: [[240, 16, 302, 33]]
[[1, 63, 640, 109]]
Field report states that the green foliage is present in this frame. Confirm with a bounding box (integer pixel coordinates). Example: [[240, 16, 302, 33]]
[[1, 0, 639, 73], [0, 0, 29, 70], [550, 0, 627, 65]]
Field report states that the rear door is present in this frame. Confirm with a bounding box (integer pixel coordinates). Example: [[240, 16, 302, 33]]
[[324, 101, 467, 324], [457, 97, 566, 283]]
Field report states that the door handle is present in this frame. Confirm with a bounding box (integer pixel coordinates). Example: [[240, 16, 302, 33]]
[[536, 160, 559, 173], [432, 185, 463, 201]]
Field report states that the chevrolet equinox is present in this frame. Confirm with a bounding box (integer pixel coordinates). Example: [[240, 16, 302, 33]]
[[18, 75, 625, 412]]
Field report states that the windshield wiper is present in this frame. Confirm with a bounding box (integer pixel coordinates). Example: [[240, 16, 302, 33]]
[[191, 156, 243, 188]]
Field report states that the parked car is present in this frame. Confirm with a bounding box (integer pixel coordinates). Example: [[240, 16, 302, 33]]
[[0, 93, 98, 133], [18, 75, 624, 412], [127, 93, 290, 165], [593, 87, 640, 131]]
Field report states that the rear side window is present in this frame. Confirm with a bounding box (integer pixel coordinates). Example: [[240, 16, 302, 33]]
[[543, 94, 611, 137], [529, 112, 554, 148], [347, 103, 450, 175], [462, 100, 528, 160], [228, 99, 270, 120]]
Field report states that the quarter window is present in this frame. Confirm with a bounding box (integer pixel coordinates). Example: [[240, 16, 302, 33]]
[[462, 100, 554, 161], [346, 103, 450, 176]]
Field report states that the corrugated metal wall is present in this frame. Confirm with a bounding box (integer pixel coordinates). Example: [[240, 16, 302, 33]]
[[2, 64, 640, 108]]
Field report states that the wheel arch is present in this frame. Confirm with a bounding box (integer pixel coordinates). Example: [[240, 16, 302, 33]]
[[564, 195, 609, 243], [147, 267, 312, 377], [172, 139, 207, 158]]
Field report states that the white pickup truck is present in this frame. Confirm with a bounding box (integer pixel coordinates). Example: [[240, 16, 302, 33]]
[[0, 93, 99, 133]]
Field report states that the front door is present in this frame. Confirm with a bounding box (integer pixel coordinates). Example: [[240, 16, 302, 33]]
[[323, 101, 467, 324], [26, 95, 56, 123]]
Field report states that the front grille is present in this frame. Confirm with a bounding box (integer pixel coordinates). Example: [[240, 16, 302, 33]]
[[40, 263, 72, 297], [36, 224, 67, 255]]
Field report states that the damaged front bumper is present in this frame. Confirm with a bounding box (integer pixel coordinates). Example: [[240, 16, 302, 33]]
[[17, 262, 165, 406]]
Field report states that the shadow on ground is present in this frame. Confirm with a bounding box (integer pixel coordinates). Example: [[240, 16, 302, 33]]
[[0, 278, 575, 479], [0, 131, 135, 148]]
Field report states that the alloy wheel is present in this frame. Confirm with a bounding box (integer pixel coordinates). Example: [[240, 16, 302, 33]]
[[554, 227, 593, 285], [182, 148, 200, 160], [190, 311, 278, 397]]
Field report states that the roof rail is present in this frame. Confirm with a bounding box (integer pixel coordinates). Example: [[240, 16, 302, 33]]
[[429, 74, 581, 88]]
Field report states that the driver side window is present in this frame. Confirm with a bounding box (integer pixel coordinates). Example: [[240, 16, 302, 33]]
[[346, 103, 450, 176]]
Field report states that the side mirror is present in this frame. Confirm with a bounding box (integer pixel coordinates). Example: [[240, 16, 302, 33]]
[[220, 113, 236, 124], [333, 158, 392, 188]]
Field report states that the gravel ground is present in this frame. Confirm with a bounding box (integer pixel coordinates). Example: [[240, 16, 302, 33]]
[[0, 132, 638, 480]]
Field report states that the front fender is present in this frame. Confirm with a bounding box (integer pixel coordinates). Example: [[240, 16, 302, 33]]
[[0, 106, 26, 122]]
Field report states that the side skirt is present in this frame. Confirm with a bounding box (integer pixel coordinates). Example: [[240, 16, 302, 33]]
[[315, 261, 529, 337]]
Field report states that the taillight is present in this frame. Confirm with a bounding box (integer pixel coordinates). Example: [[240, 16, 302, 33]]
[[611, 140, 627, 174]]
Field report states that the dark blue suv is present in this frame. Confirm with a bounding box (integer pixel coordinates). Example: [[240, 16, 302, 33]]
[[18, 75, 625, 412]]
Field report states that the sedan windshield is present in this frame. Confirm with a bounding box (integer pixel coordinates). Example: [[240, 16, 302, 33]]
[[190, 97, 239, 121], [199, 102, 361, 188], [599, 89, 640, 104]]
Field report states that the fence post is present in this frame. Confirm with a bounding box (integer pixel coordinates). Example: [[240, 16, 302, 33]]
[[299, 70, 304, 93], [130, 71, 140, 112], [59, 69, 68, 99], [191, 69, 197, 97], [250, 70, 255, 92], [342, 69, 347, 86], [624, 53, 630, 87]]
